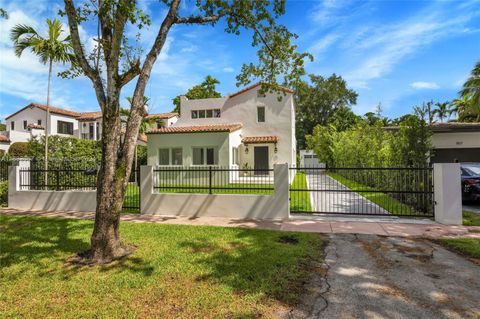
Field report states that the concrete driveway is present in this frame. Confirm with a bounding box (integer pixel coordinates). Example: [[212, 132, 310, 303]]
[[285, 234, 480, 319], [306, 174, 389, 215]]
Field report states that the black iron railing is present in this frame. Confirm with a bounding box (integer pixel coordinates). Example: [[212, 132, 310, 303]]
[[153, 166, 274, 195], [289, 166, 434, 217]]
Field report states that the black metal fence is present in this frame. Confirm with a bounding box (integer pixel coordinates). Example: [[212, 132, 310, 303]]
[[18, 159, 141, 212], [0, 159, 12, 182], [153, 166, 274, 195], [289, 166, 434, 217]]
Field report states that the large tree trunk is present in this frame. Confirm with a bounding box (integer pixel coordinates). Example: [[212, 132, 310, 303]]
[[88, 100, 134, 263]]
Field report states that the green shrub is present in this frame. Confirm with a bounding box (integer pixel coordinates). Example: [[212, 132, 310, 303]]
[[0, 181, 7, 206], [0, 149, 4, 156], [8, 142, 29, 157]]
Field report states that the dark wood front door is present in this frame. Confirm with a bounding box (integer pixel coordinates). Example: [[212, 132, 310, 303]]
[[254, 146, 269, 175]]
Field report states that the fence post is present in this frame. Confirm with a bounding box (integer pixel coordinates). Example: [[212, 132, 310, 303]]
[[8, 166, 20, 207], [274, 163, 290, 220], [140, 165, 153, 214], [209, 166, 212, 194], [433, 163, 462, 225]]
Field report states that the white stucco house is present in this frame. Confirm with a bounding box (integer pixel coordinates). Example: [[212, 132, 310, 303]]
[[146, 83, 296, 174], [0, 103, 179, 151]]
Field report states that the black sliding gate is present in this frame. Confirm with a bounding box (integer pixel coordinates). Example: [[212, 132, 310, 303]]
[[123, 168, 140, 212], [289, 166, 434, 217]]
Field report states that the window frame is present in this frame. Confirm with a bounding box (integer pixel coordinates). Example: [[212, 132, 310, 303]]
[[192, 146, 218, 166], [57, 120, 74, 135], [257, 106, 266, 123], [10, 121, 14, 130], [191, 110, 198, 119], [171, 147, 183, 166]]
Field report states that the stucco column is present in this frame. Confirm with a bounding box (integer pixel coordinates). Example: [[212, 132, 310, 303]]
[[140, 165, 153, 214], [8, 166, 20, 207], [434, 163, 462, 225], [274, 163, 290, 220]]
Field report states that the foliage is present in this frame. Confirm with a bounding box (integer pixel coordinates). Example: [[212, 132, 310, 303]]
[[0, 215, 322, 318], [460, 60, 480, 107], [295, 74, 358, 149], [463, 210, 480, 226], [0, 122, 6, 131], [306, 110, 432, 168], [10, 19, 73, 65], [8, 142, 29, 157], [0, 149, 5, 156], [172, 75, 222, 113], [27, 135, 102, 162], [0, 181, 7, 206], [432, 102, 449, 123], [0, 8, 8, 19], [136, 145, 147, 166]]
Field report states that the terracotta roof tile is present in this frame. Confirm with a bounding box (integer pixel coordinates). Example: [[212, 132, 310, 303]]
[[5, 103, 83, 120], [147, 123, 242, 134], [77, 112, 102, 121], [229, 83, 294, 98], [146, 112, 178, 119], [0, 135, 10, 143], [27, 123, 45, 129], [242, 136, 279, 144]]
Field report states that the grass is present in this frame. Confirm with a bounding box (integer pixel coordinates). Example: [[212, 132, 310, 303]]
[[437, 238, 480, 260], [463, 210, 480, 226], [156, 183, 274, 195], [289, 172, 312, 212], [0, 214, 322, 319], [328, 172, 424, 216]]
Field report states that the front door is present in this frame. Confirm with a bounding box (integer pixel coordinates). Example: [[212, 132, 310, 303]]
[[254, 146, 269, 175]]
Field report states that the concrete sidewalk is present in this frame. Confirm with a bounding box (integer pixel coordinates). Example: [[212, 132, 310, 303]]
[[1, 208, 479, 239]]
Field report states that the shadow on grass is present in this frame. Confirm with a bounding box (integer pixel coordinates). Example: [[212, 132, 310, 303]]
[[179, 229, 321, 306], [0, 215, 154, 280]]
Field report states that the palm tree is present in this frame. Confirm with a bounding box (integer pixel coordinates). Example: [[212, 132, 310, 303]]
[[450, 95, 480, 122], [11, 19, 74, 183], [432, 102, 449, 123], [460, 61, 480, 106]]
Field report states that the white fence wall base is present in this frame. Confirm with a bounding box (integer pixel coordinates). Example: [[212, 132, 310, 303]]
[[8, 166, 96, 212], [140, 164, 290, 220]]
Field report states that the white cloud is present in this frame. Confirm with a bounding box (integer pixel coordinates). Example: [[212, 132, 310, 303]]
[[410, 81, 440, 90], [342, 6, 478, 89], [309, 33, 339, 57], [222, 67, 234, 73]]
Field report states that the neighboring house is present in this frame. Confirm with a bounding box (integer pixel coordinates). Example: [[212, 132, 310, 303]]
[[0, 103, 178, 151], [430, 122, 480, 163], [146, 83, 296, 173], [146, 112, 179, 129], [299, 150, 324, 168]]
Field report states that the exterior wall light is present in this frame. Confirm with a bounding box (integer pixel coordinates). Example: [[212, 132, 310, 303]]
[[245, 144, 249, 154], [274, 142, 278, 153]]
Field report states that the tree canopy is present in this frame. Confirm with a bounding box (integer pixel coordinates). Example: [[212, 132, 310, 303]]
[[295, 74, 358, 149]]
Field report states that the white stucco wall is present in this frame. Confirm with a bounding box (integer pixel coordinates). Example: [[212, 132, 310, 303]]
[[174, 85, 295, 168], [147, 131, 231, 167], [78, 119, 102, 140], [6, 107, 46, 133], [50, 114, 78, 136], [140, 164, 290, 220], [432, 132, 480, 149]]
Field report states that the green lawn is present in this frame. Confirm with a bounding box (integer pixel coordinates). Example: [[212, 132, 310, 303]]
[[155, 183, 274, 195], [289, 172, 312, 212], [0, 215, 322, 318], [463, 210, 480, 226], [328, 172, 427, 216], [437, 238, 480, 260]]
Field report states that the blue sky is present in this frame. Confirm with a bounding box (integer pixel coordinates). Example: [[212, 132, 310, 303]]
[[0, 0, 479, 121]]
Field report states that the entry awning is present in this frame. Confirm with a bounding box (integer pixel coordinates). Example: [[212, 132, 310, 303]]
[[242, 136, 279, 144]]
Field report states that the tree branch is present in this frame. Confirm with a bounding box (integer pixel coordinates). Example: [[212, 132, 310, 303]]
[[64, 0, 106, 107], [118, 59, 140, 87], [175, 14, 221, 24]]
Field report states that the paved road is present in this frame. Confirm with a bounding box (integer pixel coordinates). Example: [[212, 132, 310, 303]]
[[306, 173, 389, 215], [284, 234, 480, 319]]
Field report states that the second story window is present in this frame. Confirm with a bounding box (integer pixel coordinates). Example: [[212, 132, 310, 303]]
[[23, 120, 27, 130], [191, 109, 221, 119], [57, 120, 74, 135], [257, 106, 265, 123], [11, 121, 14, 130], [37, 119, 42, 125]]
